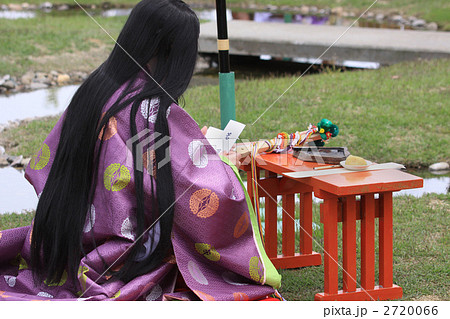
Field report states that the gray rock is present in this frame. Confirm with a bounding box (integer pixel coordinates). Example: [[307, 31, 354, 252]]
[[391, 15, 404, 23], [8, 4, 23, 11], [375, 13, 385, 21], [1, 80, 16, 90], [429, 162, 450, 171], [57, 73, 70, 85], [40, 2, 53, 10], [57, 4, 69, 11], [412, 19, 426, 28], [366, 12, 375, 19], [20, 71, 34, 85], [309, 6, 318, 14], [71, 71, 88, 82], [9, 155, 23, 167], [21, 158, 31, 168], [322, 8, 331, 16], [29, 82, 49, 90], [35, 72, 51, 84], [426, 22, 438, 31], [331, 6, 343, 16]]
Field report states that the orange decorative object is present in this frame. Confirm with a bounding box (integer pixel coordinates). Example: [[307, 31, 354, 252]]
[[241, 150, 423, 301]]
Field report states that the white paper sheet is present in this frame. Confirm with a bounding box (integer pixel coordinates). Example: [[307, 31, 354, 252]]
[[204, 120, 246, 154], [283, 163, 406, 179]]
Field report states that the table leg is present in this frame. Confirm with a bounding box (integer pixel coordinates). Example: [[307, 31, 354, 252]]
[[379, 192, 393, 288], [361, 194, 375, 291], [323, 197, 339, 295], [343, 196, 357, 293], [316, 193, 403, 301], [300, 192, 313, 255], [270, 183, 321, 269], [282, 194, 295, 256]]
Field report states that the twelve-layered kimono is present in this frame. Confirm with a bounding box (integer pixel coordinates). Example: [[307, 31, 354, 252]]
[[0, 73, 281, 301]]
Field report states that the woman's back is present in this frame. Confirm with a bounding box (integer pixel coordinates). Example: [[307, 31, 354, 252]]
[[0, 0, 282, 300]]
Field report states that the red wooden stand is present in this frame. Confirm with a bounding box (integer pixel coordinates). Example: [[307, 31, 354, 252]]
[[242, 152, 423, 301]]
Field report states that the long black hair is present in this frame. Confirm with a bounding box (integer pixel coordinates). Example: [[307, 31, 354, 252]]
[[30, 0, 200, 285]]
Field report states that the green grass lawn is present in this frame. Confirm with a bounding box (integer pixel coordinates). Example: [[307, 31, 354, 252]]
[[0, 12, 125, 76], [277, 193, 449, 301], [0, 116, 60, 158]]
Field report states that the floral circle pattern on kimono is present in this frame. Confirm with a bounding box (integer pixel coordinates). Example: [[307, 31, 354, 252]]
[[189, 189, 219, 218], [194, 243, 220, 262], [4, 276, 16, 288], [188, 140, 208, 168], [103, 163, 131, 191], [249, 256, 265, 284], [140, 98, 159, 123], [121, 217, 135, 241], [29, 143, 51, 170]]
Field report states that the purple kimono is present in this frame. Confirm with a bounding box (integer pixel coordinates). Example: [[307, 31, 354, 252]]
[[0, 73, 281, 301]]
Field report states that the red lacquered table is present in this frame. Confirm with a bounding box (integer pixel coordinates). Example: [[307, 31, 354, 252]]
[[242, 152, 423, 301]]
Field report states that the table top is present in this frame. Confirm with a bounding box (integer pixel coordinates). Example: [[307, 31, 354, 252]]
[[246, 152, 423, 196]]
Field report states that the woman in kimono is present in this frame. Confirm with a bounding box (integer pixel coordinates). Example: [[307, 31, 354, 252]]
[[0, 0, 281, 301]]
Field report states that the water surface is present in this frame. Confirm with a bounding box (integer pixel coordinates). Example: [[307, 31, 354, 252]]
[[0, 85, 78, 125]]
